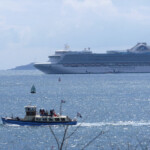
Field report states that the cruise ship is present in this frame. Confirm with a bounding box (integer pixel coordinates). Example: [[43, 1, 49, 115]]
[[34, 43, 150, 74]]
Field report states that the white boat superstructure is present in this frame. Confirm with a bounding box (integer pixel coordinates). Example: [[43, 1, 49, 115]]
[[34, 43, 150, 74]]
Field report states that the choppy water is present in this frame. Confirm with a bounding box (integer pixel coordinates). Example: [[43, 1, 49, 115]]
[[1, 70, 150, 149]]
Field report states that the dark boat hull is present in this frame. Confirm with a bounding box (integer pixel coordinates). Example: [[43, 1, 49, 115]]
[[1, 117, 77, 126]]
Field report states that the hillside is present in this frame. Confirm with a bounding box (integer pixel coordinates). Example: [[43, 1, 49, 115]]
[[11, 63, 36, 70]]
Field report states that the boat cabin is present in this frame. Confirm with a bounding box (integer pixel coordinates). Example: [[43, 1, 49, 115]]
[[23, 106, 73, 122], [25, 106, 36, 116], [35, 116, 69, 122]]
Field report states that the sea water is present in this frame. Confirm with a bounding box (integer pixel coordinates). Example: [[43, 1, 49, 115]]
[[1, 70, 150, 149]]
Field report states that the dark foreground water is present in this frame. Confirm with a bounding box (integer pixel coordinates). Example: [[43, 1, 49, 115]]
[[1, 71, 150, 150]]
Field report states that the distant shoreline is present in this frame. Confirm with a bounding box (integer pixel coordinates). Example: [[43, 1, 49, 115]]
[[10, 63, 36, 70]]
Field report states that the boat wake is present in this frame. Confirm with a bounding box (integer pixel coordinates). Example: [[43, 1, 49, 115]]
[[81, 121, 150, 127], [0, 124, 20, 127]]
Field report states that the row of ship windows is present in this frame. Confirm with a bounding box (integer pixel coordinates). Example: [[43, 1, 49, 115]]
[[36, 118, 66, 122], [64, 54, 150, 60], [63, 63, 150, 67]]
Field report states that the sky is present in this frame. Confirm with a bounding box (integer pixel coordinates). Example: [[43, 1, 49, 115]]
[[1, 0, 150, 69]]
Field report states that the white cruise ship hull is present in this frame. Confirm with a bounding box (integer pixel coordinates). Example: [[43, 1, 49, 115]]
[[34, 64, 150, 74]]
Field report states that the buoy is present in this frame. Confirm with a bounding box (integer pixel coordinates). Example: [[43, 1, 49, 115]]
[[31, 85, 36, 94]]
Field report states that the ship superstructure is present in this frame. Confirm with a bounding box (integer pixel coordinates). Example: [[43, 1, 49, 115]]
[[34, 43, 150, 74]]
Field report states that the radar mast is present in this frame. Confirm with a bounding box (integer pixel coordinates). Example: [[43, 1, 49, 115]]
[[64, 44, 70, 50]]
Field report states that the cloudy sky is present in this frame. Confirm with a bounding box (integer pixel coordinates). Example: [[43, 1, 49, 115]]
[[1, 0, 150, 69]]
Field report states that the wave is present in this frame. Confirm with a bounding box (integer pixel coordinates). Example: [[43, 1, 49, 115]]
[[0, 123, 20, 127]]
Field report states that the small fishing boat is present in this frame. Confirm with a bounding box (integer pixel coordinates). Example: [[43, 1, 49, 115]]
[[1, 106, 77, 126]]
